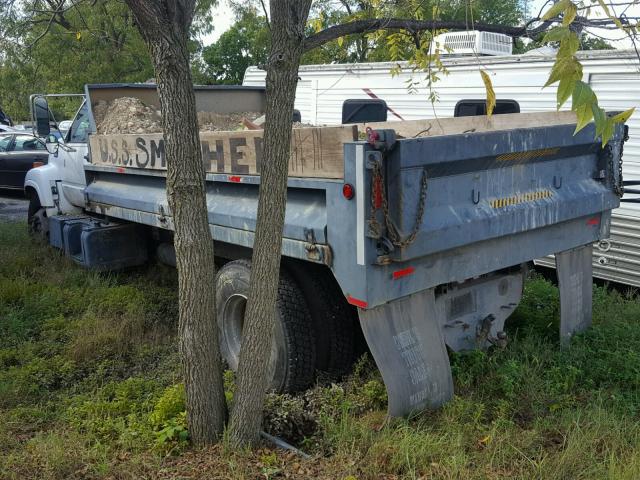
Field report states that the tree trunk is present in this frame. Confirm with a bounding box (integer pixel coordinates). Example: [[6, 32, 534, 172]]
[[125, 0, 227, 445], [228, 0, 313, 447]]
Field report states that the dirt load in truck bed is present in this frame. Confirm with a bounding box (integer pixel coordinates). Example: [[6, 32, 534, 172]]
[[93, 97, 262, 135]]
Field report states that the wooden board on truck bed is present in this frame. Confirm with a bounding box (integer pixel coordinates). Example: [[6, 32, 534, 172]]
[[88, 111, 579, 180], [358, 111, 579, 138], [89, 125, 358, 179]]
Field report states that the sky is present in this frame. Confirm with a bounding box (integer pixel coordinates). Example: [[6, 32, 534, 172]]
[[202, 0, 640, 49]]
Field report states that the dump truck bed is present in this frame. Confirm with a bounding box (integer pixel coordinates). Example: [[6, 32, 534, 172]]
[[83, 110, 625, 310]]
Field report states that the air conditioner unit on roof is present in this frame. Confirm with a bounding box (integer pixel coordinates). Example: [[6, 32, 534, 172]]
[[434, 30, 513, 56]]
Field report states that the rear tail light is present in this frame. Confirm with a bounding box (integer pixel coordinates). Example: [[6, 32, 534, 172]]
[[342, 183, 354, 200]]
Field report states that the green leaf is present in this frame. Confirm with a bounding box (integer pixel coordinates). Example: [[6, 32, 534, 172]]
[[572, 81, 596, 134], [574, 102, 594, 134], [542, 0, 570, 20], [592, 104, 607, 138], [557, 31, 580, 58], [557, 76, 576, 109], [563, 2, 577, 26], [612, 107, 635, 124], [601, 118, 615, 146], [545, 55, 580, 87], [480, 70, 496, 116], [572, 81, 595, 109], [543, 26, 570, 43]]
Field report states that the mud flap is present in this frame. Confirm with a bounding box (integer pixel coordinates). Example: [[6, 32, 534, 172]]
[[555, 244, 593, 345], [357, 288, 454, 417]]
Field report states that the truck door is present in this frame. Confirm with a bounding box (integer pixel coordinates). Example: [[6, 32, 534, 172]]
[[57, 102, 90, 209]]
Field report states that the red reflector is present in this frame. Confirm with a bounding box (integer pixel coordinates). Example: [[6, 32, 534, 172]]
[[228, 176, 242, 183], [347, 295, 368, 309], [342, 183, 354, 200], [116, 167, 125, 173], [373, 176, 383, 209], [32, 161, 44, 168], [587, 217, 600, 226], [392, 266, 415, 280]]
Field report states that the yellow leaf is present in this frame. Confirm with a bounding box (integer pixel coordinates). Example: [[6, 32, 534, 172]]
[[563, 2, 577, 26], [337, 36, 344, 47], [597, 0, 625, 30], [612, 107, 635, 124], [76, 31, 82, 41], [480, 70, 496, 117], [542, 0, 569, 20]]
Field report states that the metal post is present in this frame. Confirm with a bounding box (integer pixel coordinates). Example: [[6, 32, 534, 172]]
[[555, 244, 593, 345]]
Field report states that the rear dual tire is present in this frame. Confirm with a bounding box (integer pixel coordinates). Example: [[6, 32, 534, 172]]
[[215, 260, 316, 393]]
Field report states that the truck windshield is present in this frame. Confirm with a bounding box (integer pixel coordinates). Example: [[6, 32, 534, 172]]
[[67, 102, 90, 144]]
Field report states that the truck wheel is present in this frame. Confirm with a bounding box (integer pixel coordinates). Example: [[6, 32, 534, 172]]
[[285, 262, 359, 379], [215, 260, 316, 393], [27, 195, 49, 242]]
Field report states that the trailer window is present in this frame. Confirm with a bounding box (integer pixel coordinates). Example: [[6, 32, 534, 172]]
[[454, 99, 520, 117], [68, 102, 90, 144]]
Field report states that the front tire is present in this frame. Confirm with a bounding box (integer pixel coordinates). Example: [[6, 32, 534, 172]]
[[27, 195, 49, 242], [215, 259, 316, 393]]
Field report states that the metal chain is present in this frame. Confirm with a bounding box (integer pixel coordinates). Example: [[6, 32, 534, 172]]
[[608, 128, 627, 198], [370, 161, 429, 248]]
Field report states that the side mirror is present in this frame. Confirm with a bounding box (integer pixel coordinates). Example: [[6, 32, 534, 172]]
[[33, 97, 51, 137], [46, 134, 58, 144]]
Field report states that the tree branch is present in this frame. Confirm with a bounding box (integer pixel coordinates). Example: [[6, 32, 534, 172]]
[[302, 14, 636, 52], [303, 18, 528, 51]]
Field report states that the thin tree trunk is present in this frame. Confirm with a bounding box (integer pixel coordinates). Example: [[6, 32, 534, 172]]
[[228, 0, 313, 447], [125, 0, 226, 445]]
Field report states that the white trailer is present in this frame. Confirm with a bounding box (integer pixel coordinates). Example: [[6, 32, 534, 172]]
[[244, 49, 640, 287]]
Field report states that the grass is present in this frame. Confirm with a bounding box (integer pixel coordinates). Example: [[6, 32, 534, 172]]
[[2, 221, 640, 479]]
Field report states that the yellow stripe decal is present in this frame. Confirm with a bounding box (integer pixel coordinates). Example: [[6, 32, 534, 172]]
[[489, 190, 553, 208], [496, 147, 560, 162]]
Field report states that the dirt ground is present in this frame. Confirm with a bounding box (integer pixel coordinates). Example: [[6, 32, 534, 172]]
[[0, 192, 28, 222]]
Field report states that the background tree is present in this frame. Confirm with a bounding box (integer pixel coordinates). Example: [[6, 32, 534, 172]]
[[200, 7, 270, 84], [0, 0, 215, 120]]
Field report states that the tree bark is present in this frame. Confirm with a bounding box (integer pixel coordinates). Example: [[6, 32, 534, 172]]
[[125, 0, 227, 445], [228, 0, 313, 447]]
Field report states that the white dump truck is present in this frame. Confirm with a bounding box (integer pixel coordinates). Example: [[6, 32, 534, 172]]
[[25, 83, 627, 416]]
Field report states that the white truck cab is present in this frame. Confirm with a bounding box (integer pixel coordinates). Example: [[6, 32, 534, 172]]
[[24, 97, 89, 233]]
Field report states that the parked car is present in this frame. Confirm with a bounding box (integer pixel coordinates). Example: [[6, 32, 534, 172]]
[[0, 133, 48, 190], [0, 106, 13, 127]]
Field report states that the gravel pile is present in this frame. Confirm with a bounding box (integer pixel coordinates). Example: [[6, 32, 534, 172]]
[[93, 97, 313, 135], [197, 111, 262, 132], [93, 97, 163, 134]]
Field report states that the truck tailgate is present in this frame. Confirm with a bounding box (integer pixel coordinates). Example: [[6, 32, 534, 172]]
[[381, 122, 621, 262]]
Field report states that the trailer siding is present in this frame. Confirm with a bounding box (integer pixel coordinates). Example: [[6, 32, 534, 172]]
[[244, 51, 640, 286]]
